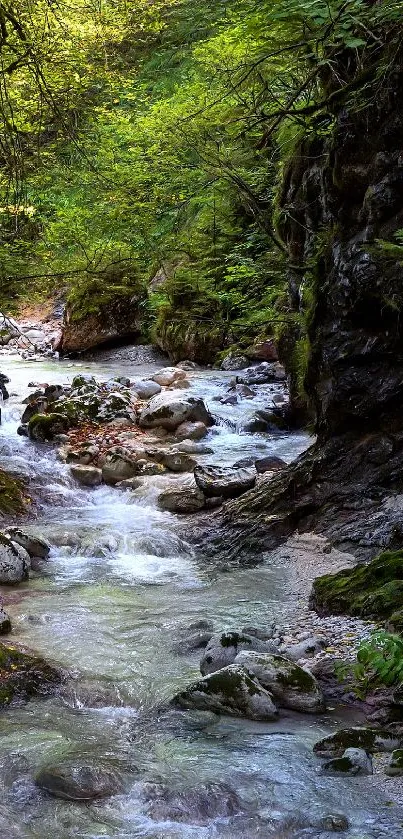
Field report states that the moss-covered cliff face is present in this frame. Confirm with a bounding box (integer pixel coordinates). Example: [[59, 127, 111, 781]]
[[203, 40, 403, 562], [279, 47, 403, 438]]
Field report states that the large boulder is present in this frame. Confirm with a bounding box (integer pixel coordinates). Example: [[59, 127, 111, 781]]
[[35, 763, 123, 801], [61, 295, 143, 354], [221, 354, 249, 371], [139, 393, 214, 431], [245, 340, 278, 362], [235, 651, 325, 713], [28, 413, 70, 442], [0, 535, 30, 584], [200, 631, 277, 676], [237, 362, 286, 385], [2, 528, 50, 559], [101, 452, 141, 485], [194, 465, 256, 499], [172, 664, 278, 721], [0, 643, 62, 705]]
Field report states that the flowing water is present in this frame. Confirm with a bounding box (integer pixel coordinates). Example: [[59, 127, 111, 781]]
[[0, 352, 401, 839]]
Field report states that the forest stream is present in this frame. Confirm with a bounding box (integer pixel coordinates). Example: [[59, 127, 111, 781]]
[[0, 350, 401, 839]]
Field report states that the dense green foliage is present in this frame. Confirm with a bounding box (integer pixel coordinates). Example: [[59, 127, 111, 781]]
[[353, 631, 403, 692], [0, 0, 402, 356]]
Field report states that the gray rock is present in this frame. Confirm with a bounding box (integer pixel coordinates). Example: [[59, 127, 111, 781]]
[[35, 763, 124, 801], [171, 440, 213, 455], [234, 651, 325, 713], [194, 464, 256, 499], [200, 631, 277, 676], [70, 465, 103, 487], [116, 477, 144, 490], [221, 354, 250, 371], [101, 453, 140, 484], [158, 488, 205, 514], [323, 748, 373, 776], [162, 452, 196, 473], [255, 455, 287, 473], [385, 748, 403, 776], [0, 607, 11, 634], [3, 528, 50, 559], [319, 814, 349, 832], [151, 367, 187, 387], [237, 362, 286, 385], [172, 664, 278, 720], [0, 536, 30, 584], [282, 636, 328, 662], [139, 393, 213, 431], [71, 374, 97, 390], [172, 631, 213, 654], [66, 444, 99, 465], [132, 380, 162, 400], [174, 421, 208, 441]]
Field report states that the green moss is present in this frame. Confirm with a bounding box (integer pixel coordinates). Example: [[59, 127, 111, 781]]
[[0, 469, 25, 516], [273, 657, 316, 692], [311, 550, 403, 621], [313, 727, 399, 757], [0, 642, 62, 707], [28, 412, 70, 441]]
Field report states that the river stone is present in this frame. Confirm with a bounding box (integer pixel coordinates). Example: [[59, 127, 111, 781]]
[[174, 421, 208, 441], [385, 749, 403, 776], [234, 651, 325, 713], [0, 642, 62, 705], [0, 535, 30, 584], [139, 393, 213, 431], [221, 354, 249, 371], [132, 380, 161, 400], [236, 362, 283, 385], [172, 664, 278, 720], [71, 374, 97, 390], [0, 608, 11, 634], [144, 781, 243, 824], [282, 635, 328, 662], [171, 440, 213, 455], [322, 748, 373, 776], [35, 763, 124, 801], [319, 814, 349, 832], [313, 726, 401, 757], [66, 444, 99, 465], [70, 465, 103, 487], [200, 631, 277, 676], [194, 465, 256, 499], [172, 630, 213, 654], [28, 412, 70, 441], [255, 455, 287, 473], [151, 367, 187, 387], [3, 528, 50, 559], [158, 488, 205, 514], [162, 452, 196, 473], [102, 453, 140, 484]]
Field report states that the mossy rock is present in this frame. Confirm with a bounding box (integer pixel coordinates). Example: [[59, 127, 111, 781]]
[[0, 643, 62, 706], [28, 413, 71, 442], [0, 469, 25, 516], [313, 727, 401, 757], [386, 749, 403, 776], [310, 550, 403, 621], [235, 651, 325, 713], [171, 663, 278, 721]]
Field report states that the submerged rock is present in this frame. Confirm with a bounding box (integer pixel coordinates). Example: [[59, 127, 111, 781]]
[[0, 643, 62, 705], [35, 763, 124, 800], [144, 781, 244, 824], [172, 664, 278, 720], [313, 727, 401, 757], [235, 651, 325, 713], [194, 465, 256, 499], [200, 631, 277, 676], [139, 393, 213, 431], [323, 747, 373, 776], [0, 535, 30, 584]]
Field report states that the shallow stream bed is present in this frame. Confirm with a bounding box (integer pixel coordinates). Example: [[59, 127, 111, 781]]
[[0, 351, 401, 838]]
